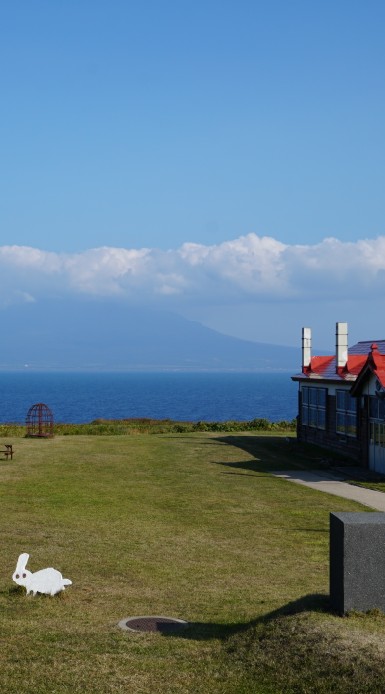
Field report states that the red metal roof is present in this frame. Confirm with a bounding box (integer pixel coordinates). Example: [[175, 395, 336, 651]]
[[292, 341, 383, 384], [344, 355, 368, 375], [350, 343, 385, 392]]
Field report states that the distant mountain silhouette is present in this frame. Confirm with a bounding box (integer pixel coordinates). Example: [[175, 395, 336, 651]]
[[0, 299, 300, 371]]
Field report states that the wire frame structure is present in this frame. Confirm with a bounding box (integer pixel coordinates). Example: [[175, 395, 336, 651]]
[[25, 403, 54, 438]]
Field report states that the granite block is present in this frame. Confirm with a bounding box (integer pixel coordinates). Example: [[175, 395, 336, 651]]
[[330, 512, 385, 614]]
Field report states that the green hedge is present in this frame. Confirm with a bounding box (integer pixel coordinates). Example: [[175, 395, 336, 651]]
[[0, 417, 296, 437]]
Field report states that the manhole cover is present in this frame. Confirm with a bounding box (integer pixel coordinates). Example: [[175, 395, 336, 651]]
[[118, 616, 189, 634]]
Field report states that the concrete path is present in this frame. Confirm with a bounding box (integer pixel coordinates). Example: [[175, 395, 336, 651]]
[[272, 469, 385, 511]]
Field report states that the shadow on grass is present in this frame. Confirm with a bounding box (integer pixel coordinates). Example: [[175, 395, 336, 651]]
[[214, 435, 353, 474], [218, 471, 273, 478], [5, 585, 24, 597], [211, 435, 302, 474], [213, 460, 272, 475], [165, 593, 330, 641]]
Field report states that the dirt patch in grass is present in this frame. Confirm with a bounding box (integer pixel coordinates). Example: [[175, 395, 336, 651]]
[[225, 607, 385, 694]]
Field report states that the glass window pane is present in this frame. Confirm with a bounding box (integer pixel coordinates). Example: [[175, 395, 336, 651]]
[[317, 409, 326, 429], [346, 396, 357, 414], [336, 390, 346, 411], [302, 387, 327, 430], [370, 397, 379, 420], [336, 412, 345, 434], [370, 422, 375, 443], [346, 414, 357, 437], [379, 425, 385, 447], [317, 388, 327, 407]]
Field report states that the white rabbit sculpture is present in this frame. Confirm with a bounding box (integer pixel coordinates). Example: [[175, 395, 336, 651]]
[[12, 553, 72, 596]]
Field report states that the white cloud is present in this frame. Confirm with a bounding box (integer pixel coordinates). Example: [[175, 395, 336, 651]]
[[64, 247, 152, 295], [1, 233, 385, 307], [179, 235, 288, 295], [0, 245, 62, 272]]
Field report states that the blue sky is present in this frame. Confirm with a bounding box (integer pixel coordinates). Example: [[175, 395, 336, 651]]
[[1, 1, 385, 350]]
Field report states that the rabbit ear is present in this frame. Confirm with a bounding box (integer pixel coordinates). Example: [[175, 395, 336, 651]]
[[15, 553, 29, 572]]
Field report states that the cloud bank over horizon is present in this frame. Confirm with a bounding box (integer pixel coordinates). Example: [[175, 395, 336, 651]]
[[0, 233, 384, 309]]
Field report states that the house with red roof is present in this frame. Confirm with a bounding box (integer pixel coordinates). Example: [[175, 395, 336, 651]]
[[292, 323, 385, 473]]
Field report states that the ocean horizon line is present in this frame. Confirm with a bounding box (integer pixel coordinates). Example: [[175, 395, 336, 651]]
[[0, 366, 297, 374]]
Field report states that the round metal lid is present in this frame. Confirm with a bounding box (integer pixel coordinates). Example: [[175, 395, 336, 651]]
[[118, 615, 189, 634]]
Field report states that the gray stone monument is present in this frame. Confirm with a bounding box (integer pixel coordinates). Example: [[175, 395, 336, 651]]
[[330, 512, 385, 614]]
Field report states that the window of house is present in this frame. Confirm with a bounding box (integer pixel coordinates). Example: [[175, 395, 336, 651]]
[[369, 396, 385, 421], [370, 422, 385, 447], [336, 390, 357, 437], [301, 386, 327, 430]]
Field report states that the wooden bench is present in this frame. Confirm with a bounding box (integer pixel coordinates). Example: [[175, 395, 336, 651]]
[[0, 445, 13, 460]]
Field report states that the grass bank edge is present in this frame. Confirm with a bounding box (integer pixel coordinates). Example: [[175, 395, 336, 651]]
[[0, 416, 297, 437]]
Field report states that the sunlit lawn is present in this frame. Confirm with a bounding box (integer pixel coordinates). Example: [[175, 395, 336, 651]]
[[0, 433, 379, 693]]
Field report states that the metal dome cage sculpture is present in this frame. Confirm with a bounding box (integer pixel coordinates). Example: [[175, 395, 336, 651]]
[[26, 403, 54, 438]]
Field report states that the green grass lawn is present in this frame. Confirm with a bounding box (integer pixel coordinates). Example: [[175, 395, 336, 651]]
[[1, 433, 385, 693]]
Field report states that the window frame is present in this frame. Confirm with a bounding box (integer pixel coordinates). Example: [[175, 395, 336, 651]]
[[369, 396, 385, 422], [301, 386, 327, 431], [336, 388, 357, 438]]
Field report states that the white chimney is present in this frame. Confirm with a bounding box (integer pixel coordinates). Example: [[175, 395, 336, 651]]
[[336, 322, 348, 370], [302, 327, 312, 370]]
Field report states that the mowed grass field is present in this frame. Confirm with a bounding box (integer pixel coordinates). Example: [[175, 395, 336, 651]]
[[1, 432, 385, 693]]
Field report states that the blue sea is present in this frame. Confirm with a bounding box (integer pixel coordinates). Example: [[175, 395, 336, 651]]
[[0, 371, 298, 424]]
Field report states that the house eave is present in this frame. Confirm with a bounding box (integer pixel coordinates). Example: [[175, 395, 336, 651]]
[[291, 374, 358, 385]]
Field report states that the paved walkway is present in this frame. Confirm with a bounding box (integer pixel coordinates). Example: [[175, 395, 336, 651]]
[[272, 469, 385, 511]]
